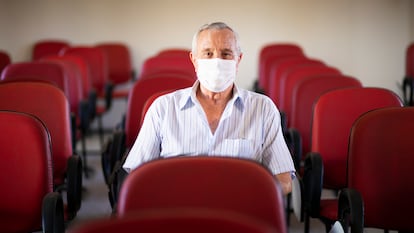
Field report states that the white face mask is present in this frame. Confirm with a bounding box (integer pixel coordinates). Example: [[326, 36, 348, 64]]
[[196, 58, 237, 92]]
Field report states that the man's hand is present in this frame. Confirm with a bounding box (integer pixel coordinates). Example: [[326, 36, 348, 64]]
[[275, 172, 292, 195]]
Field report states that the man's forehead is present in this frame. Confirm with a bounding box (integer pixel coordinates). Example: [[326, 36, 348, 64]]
[[197, 29, 236, 49]]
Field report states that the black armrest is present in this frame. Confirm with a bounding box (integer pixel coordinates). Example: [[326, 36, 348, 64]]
[[303, 152, 324, 218], [79, 99, 90, 132], [285, 128, 302, 171], [102, 129, 126, 185], [70, 112, 77, 152], [42, 192, 65, 233], [88, 89, 97, 120], [104, 82, 114, 110], [66, 154, 83, 219], [338, 188, 364, 233]]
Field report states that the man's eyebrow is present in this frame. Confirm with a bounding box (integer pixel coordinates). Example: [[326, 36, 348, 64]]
[[221, 48, 234, 53]]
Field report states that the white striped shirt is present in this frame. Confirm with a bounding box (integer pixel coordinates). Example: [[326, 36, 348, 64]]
[[123, 81, 295, 175]]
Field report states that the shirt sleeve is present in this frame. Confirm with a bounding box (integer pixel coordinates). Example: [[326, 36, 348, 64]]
[[122, 97, 163, 173], [260, 97, 296, 175]]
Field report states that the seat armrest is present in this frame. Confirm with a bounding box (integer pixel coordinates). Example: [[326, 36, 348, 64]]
[[338, 188, 364, 233], [105, 82, 114, 110], [66, 154, 83, 219], [285, 128, 302, 171], [88, 89, 98, 120], [303, 152, 323, 218], [42, 192, 65, 233]]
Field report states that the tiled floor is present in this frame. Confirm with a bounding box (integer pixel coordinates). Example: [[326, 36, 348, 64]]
[[65, 132, 389, 233]]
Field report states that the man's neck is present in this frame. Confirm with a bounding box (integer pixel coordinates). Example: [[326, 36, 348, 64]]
[[197, 84, 233, 106]]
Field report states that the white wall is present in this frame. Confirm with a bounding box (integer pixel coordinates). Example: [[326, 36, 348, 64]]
[[1, 0, 413, 127]]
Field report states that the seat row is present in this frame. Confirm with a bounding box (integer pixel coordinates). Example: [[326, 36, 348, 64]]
[[254, 43, 414, 233], [0, 40, 196, 232]]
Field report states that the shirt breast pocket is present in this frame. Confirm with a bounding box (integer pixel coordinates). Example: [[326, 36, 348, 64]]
[[215, 139, 254, 158]]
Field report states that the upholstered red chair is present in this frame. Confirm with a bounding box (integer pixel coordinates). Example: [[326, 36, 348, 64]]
[[267, 56, 324, 105], [278, 65, 341, 120], [0, 61, 69, 96], [286, 75, 362, 170], [61, 46, 113, 146], [302, 87, 403, 233], [255, 43, 304, 94], [96, 43, 135, 98], [338, 107, 414, 233], [139, 55, 196, 79], [0, 110, 64, 233], [32, 39, 70, 60], [68, 208, 277, 233], [0, 60, 89, 168], [0, 82, 82, 220], [116, 156, 287, 233], [102, 74, 195, 206], [0, 50, 11, 74]]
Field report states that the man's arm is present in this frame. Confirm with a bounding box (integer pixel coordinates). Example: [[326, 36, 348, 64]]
[[275, 172, 292, 195]]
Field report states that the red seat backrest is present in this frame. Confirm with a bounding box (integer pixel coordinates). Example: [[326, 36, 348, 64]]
[[258, 43, 304, 93], [156, 48, 191, 57], [0, 50, 11, 74], [69, 208, 276, 233], [61, 46, 108, 95], [32, 40, 69, 60], [311, 87, 403, 189], [0, 82, 72, 185], [96, 43, 133, 85], [117, 156, 287, 233], [0, 110, 53, 232], [348, 107, 414, 231], [139, 55, 196, 79], [0, 61, 70, 97], [290, 75, 362, 159], [268, 58, 325, 105], [279, 65, 341, 123]]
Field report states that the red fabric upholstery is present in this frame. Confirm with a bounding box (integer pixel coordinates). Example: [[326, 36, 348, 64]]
[[257, 43, 304, 93], [54, 54, 92, 100], [311, 87, 403, 189], [139, 55, 196, 79], [347, 107, 414, 231], [32, 40, 69, 60], [61, 46, 109, 97], [156, 48, 191, 57], [0, 50, 11, 74], [268, 58, 324, 105], [41, 57, 84, 117], [125, 74, 194, 147], [0, 82, 72, 186], [278, 65, 341, 120], [0, 110, 53, 232], [116, 156, 287, 233], [69, 208, 277, 233], [290, 75, 362, 159], [303, 87, 403, 231], [96, 43, 133, 85], [0, 61, 69, 97]]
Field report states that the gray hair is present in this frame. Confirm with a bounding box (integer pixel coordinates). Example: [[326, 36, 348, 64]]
[[191, 22, 242, 56]]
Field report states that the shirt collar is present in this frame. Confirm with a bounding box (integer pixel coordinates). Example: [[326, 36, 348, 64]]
[[179, 80, 244, 110]]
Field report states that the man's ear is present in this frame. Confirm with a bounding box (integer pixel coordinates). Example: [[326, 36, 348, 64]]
[[190, 52, 197, 71]]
